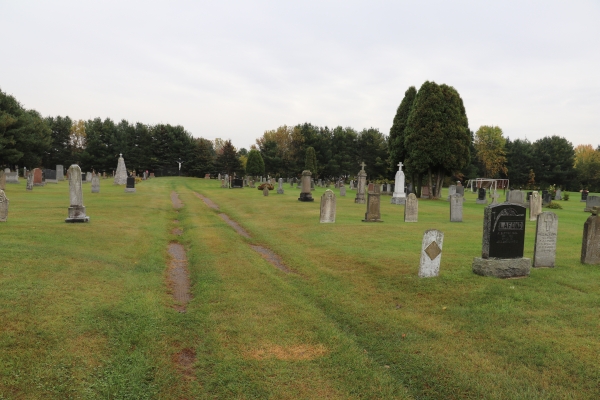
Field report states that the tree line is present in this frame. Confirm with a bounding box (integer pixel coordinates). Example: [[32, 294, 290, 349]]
[[2, 86, 599, 191]]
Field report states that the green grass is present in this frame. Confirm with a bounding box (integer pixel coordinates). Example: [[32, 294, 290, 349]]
[[1, 178, 599, 399]]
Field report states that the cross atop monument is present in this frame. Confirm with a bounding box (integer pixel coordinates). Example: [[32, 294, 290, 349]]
[[119, 153, 122, 158], [397, 161, 403, 170], [360, 161, 366, 171]]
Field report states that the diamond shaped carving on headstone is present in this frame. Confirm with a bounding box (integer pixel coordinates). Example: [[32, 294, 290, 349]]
[[425, 241, 441, 260]]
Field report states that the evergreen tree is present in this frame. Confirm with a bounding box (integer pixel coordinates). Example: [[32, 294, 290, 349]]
[[532, 136, 575, 189], [44, 116, 73, 168], [356, 128, 388, 179], [216, 140, 243, 176], [246, 149, 265, 177], [304, 146, 317, 173], [388, 86, 417, 172], [505, 138, 535, 187]]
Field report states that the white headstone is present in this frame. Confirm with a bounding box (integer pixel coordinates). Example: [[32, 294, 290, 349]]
[[320, 190, 336, 223], [66, 165, 89, 222], [529, 191, 542, 221], [419, 230, 444, 277], [450, 194, 463, 222]]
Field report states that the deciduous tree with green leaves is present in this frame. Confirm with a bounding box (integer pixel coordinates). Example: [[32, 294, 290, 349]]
[[474, 126, 508, 179], [245, 149, 265, 177], [304, 146, 317, 174]]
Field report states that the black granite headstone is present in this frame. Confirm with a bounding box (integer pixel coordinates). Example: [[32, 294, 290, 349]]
[[527, 191, 532, 201], [482, 203, 526, 259], [44, 169, 56, 180], [542, 193, 552, 206], [232, 178, 243, 188], [478, 188, 486, 201], [126, 176, 135, 188], [582, 190, 589, 202]]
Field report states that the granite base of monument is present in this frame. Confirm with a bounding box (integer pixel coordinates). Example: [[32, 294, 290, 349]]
[[298, 192, 314, 202], [390, 196, 406, 205], [472, 257, 531, 278], [66, 206, 90, 223], [475, 199, 488, 205], [125, 188, 136, 193]]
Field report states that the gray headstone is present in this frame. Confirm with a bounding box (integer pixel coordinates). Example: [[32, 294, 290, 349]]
[[419, 230, 444, 277], [529, 191, 542, 221], [584, 196, 600, 212], [263, 186, 269, 196], [581, 207, 600, 264], [91, 174, 100, 193], [26, 173, 33, 191], [450, 194, 463, 222], [320, 190, 336, 223], [554, 189, 562, 201], [447, 185, 456, 201], [362, 183, 382, 222], [354, 163, 367, 204], [404, 193, 418, 222], [298, 170, 314, 202], [277, 178, 284, 194], [66, 165, 89, 222], [6, 171, 19, 184], [0, 170, 5, 191], [508, 190, 526, 205], [114, 155, 127, 185], [533, 212, 558, 268], [0, 189, 9, 222], [339, 186, 346, 197]]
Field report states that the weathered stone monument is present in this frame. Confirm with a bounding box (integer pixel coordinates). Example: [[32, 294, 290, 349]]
[[0, 170, 5, 191], [447, 185, 456, 201], [529, 191, 542, 221], [354, 162, 367, 204], [472, 203, 530, 278], [391, 162, 407, 205], [450, 193, 463, 222], [91, 173, 100, 193], [277, 178, 284, 194], [339, 185, 346, 197], [5, 170, 19, 184], [419, 230, 444, 277], [125, 176, 136, 193], [114, 154, 127, 185], [533, 212, 558, 268], [542, 192, 552, 206], [57, 165, 64, 181], [476, 188, 487, 204], [554, 189, 562, 201], [404, 193, 418, 222], [0, 190, 8, 222], [33, 168, 44, 186], [320, 190, 336, 223], [581, 207, 600, 264], [26, 173, 33, 191], [584, 196, 600, 212], [263, 186, 269, 196], [298, 170, 314, 202], [362, 183, 382, 222], [86, 172, 92, 182], [65, 165, 89, 223], [508, 190, 526, 207]]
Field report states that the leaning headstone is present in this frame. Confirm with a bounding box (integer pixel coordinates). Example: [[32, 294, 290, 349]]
[[533, 212, 558, 268], [450, 194, 463, 222], [125, 176, 136, 193], [33, 168, 44, 186], [472, 203, 530, 278], [320, 190, 336, 223], [391, 162, 407, 205], [419, 230, 444, 277], [26, 173, 33, 191], [362, 183, 382, 222], [298, 170, 314, 202], [65, 165, 89, 223], [339, 185, 346, 197], [91, 173, 100, 193], [554, 189, 562, 201], [581, 207, 600, 264], [404, 193, 418, 222], [354, 162, 367, 204], [114, 154, 128, 185], [277, 178, 284, 194], [263, 186, 269, 196], [476, 188, 487, 204], [581, 190, 589, 202], [447, 185, 456, 201], [0, 190, 8, 222], [529, 191, 542, 221], [584, 196, 600, 212]]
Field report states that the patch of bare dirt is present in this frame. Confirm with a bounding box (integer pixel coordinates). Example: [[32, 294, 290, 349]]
[[171, 191, 184, 209], [218, 213, 251, 238], [167, 243, 191, 312], [250, 244, 293, 273], [173, 348, 196, 380], [172, 228, 183, 236], [194, 192, 219, 209], [244, 343, 328, 360]]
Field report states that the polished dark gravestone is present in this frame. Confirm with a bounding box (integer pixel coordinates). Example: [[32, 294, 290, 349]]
[[125, 176, 136, 193], [476, 188, 487, 204], [231, 178, 243, 188], [581, 190, 589, 202], [473, 203, 530, 278], [44, 169, 57, 184]]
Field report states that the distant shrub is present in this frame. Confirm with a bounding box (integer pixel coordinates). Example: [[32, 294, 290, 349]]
[[545, 201, 562, 209], [258, 183, 274, 190], [562, 193, 569, 201]]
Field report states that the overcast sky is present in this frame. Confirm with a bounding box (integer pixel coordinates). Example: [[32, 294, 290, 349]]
[[2, 1, 599, 151]]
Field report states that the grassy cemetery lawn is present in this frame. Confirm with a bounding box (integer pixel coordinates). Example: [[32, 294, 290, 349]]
[[1, 177, 599, 399]]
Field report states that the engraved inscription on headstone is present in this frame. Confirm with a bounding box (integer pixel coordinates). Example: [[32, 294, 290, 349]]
[[419, 230, 444, 278], [320, 190, 336, 223], [450, 193, 463, 222], [404, 193, 418, 223], [482, 203, 526, 259], [533, 212, 558, 268]]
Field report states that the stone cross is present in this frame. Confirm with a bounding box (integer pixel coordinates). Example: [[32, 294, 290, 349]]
[[360, 161, 366, 171], [419, 230, 444, 277]]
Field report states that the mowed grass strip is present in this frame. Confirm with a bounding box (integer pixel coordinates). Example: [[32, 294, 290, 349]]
[[194, 181, 600, 399]]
